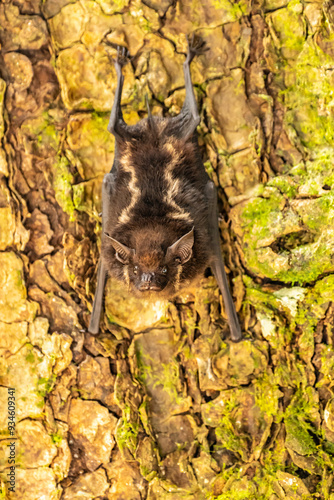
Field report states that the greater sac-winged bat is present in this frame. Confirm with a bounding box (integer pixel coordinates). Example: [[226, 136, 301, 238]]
[[89, 35, 242, 342]]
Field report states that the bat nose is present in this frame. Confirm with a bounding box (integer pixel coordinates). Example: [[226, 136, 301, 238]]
[[141, 272, 154, 283], [138, 272, 158, 291]]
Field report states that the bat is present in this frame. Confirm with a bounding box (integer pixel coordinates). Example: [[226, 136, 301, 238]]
[[88, 35, 242, 342]]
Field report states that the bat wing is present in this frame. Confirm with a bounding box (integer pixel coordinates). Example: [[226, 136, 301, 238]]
[[88, 173, 116, 334], [205, 181, 242, 341], [89, 45, 129, 334]]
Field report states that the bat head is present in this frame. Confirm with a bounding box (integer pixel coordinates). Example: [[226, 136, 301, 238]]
[[104, 227, 195, 296]]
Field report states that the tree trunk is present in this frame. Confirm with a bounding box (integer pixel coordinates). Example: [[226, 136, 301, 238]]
[[0, 0, 333, 498]]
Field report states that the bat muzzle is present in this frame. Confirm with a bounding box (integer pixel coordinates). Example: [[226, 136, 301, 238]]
[[137, 273, 165, 292]]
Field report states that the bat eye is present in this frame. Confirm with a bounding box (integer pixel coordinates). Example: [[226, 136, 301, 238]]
[[161, 266, 168, 274], [133, 265, 139, 275]]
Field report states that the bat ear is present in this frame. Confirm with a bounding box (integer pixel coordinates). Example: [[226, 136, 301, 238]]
[[104, 233, 135, 264], [166, 227, 194, 264]]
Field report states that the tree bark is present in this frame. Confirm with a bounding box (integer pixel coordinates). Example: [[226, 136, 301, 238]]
[[0, 0, 333, 498]]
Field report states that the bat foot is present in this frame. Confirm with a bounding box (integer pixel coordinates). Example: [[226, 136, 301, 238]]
[[186, 33, 208, 63], [114, 45, 130, 70]]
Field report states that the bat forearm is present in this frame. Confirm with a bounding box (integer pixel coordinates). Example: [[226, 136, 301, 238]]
[[211, 257, 242, 342], [88, 259, 107, 334], [206, 181, 242, 341]]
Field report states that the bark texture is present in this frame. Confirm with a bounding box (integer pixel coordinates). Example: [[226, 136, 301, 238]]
[[0, 0, 334, 498]]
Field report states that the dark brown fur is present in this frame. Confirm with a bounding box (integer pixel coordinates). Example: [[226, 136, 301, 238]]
[[102, 117, 211, 298]]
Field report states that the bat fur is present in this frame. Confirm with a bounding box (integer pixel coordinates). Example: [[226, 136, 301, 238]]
[[102, 122, 210, 298]]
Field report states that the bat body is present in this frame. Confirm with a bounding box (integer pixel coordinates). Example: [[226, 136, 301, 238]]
[[89, 36, 242, 342], [103, 119, 210, 298]]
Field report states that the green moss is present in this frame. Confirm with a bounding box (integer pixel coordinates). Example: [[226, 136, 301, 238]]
[[128, 7, 154, 34], [181, 345, 194, 360], [116, 405, 139, 455], [204, 160, 214, 176], [267, 176, 297, 198], [135, 344, 155, 383], [240, 176, 334, 284], [51, 433, 63, 445], [284, 387, 320, 456], [285, 416, 317, 455], [215, 422, 248, 459], [25, 344, 35, 363], [137, 345, 186, 406], [276, 243, 334, 285], [53, 156, 76, 221], [241, 189, 284, 244], [36, 398, 45, 408], [82, 112, 114, 152], [290, 192, 333, 233], [214, 394, 249, 460], [37, 374, 57, 398], [246, 289, 294, 349], [281, 40, 334, 151], [15, 269, 24, 288], [125, 85, 147, 113], [208, 465, 283, 500], [270, 1, 305, 60], [72, 183, 86, 212], [317, 345, 334, 389], [138, 400, 150, 434], [212, 0, 249, 20], [157, 361, 184, 404], [253, 374, 282, 420], [312, 275, 334, 303], [21, 113, 59, 152], [109, 0, 128, 10]]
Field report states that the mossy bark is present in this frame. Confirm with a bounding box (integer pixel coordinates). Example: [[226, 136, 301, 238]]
[[0, 0, 334, 498]]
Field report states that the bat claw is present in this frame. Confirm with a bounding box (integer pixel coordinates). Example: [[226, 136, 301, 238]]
[[113, 45, 130, 69], [186, 33, 208, 63]]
